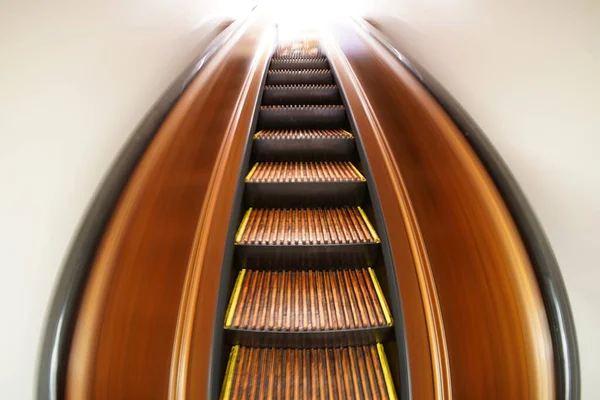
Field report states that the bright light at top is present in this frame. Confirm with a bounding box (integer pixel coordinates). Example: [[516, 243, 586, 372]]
[[260, 0, 365, 40]]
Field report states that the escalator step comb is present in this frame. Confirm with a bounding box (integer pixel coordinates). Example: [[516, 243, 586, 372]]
[[235, 207, 380, 245], [224, 269, 392, 331]]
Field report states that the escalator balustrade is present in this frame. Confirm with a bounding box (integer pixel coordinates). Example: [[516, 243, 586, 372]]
[[220, 38, 399, 399]]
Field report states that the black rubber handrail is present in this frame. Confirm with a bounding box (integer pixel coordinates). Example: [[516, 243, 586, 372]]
[[353, 17, 580, 400], [36, 12, 255, 400]]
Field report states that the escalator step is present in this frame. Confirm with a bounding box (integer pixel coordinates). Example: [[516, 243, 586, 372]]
[[253, 130, 355, 162], [235, 207, 380, 245], [275, 41, 321, 58], [220, 345, 398, 400], [254, 129, 353, 140], [262, 84, 341, 105], [224, 269, 392, 331], [274, 50, 324, 59], [270, 57, 329, 70], [266, 69, 334, 85], [258, 105, 346, 130], [246, 162, 365, 183]]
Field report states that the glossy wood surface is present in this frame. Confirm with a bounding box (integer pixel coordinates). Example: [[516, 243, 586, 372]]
[[66, 18, 273, 399], [324, 21, 554, 399]]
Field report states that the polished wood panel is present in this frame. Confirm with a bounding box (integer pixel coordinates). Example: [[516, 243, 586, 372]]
[[172, 26, 275, 399], [325, 22, 554, 399], [66, 18, 273, 399]]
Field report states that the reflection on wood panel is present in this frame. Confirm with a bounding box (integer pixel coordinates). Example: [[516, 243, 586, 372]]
[[66, 18, 274, 399], [325, 21, 554, 400]]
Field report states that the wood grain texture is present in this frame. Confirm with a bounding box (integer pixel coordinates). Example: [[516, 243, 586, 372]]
[[236, 208, 378, 245], [227, 269, 389, 331], [172, 24, 275, 400], [324, 21, 554, 400], [65, 18, 273, 400], [247, 161, 363, 182], [223, 346, 394, 400]]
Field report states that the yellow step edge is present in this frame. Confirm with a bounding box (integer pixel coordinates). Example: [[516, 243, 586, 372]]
[[341, 129, 354, 138], [368, 268, 393, 326], [377, 343, 399, 400], [348, 162, 367, 182], [357, 206, 381, 243], [245, 162, 259, 182], [219, 345, 240, 400], [234, 208, 252, 244], [224, 269, 247, 328], [253, 130, 263, 139]]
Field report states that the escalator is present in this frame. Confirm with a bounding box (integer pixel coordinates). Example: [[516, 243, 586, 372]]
[[41, 18, 576, 400], [219, 39, 399, 399]]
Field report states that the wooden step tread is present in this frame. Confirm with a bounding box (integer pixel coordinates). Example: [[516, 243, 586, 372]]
[[273, 51, 325, 59], [235, 207, 380, 245], [254, 129, 353, 140], [271, 57, 327, 62], [225, 269, 392, 331], [245, 162, 365, 183], [220, 345, 398, 400], [268, 69, 330, 75], [264, 84, 337, 90], [260, 105, 344, 110]]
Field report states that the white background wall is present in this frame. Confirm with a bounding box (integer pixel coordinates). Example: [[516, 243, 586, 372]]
[[0, 0, 250, 398], [363, 0, 600, 397], [1, 0, 597, 397]]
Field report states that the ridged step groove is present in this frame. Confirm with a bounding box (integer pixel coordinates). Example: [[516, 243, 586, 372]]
[[262, 84, 340, 105], [246, 162, 365, 183], [270, 57, 328, 70], [264, 84, 336, 90], [225, 269, 392, 331], [252, 130, 355, 162], [260, 105, 344, 111], [258, 105, 347, 130], [266, 69, 334, 85], [235, 207, 380, 245], [275, 41, 321, 58], [273, 50, 324, 59], [254, 129, 353, 140], [220, 345, 398, 400]]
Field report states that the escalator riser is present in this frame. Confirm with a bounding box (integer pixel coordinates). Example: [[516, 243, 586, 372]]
[[262, 85, 341, 105], [235, 207, 380, 245], [270, 57, 329, 70], [258, 105, 347, 130], [252, 139, 355, 161], [220, 345, 397, 400], [266, 69, 334, 85], [253, 130, 356, 162], [225, 269, 392, 331]]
